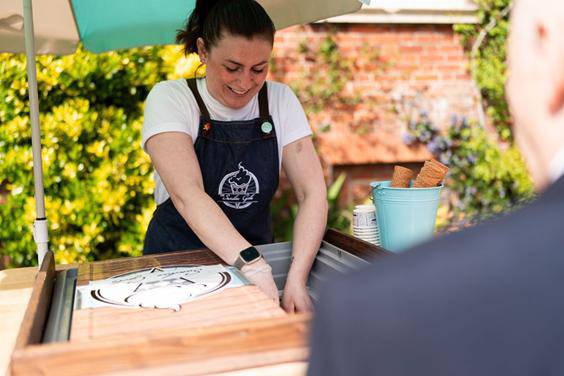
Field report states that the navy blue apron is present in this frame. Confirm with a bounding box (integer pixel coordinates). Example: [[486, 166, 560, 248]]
[[143, 78, 279, 254]]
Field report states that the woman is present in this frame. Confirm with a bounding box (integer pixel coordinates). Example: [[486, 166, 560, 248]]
[[142, 0, 327, 313]]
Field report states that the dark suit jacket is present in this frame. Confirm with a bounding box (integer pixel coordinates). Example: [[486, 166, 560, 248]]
[[309, 175, 564, 376]]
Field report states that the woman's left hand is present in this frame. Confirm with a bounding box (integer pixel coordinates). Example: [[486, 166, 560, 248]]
[[280, 136, 326, 314], [282, 278, 313, 313]]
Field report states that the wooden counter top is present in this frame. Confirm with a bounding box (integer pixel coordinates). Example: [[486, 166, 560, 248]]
[[10, 249, 311, 375], [0, 267, 37, 376]]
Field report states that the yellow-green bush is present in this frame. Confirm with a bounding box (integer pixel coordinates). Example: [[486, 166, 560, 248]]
[[0, 46, 199, 266]]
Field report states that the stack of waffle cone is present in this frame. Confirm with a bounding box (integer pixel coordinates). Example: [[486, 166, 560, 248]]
[[391, 166, 414, 188], [413, 159, 449, 188]]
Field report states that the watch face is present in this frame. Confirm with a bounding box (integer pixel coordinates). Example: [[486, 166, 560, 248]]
[[241, 247, 260, 262]]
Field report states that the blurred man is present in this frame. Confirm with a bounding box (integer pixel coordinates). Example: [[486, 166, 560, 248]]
[[308, 0, 564, 375]]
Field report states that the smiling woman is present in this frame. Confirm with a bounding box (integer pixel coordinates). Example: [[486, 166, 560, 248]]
[[141, 0, 328, 313]]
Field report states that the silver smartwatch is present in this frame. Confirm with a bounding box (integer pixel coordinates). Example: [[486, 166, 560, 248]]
[[233, 246, 263, 270]]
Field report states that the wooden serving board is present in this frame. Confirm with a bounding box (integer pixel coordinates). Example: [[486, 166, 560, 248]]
[[72, 249, 286, 342]]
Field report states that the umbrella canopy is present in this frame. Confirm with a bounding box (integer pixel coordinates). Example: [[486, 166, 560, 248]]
[[0, 0, 363, 55]]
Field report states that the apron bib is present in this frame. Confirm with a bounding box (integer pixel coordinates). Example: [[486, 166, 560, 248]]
[[143, 79, 279, 254]]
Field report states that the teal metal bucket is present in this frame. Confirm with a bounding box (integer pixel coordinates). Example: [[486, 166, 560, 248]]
[[370, 181, 442, 253]]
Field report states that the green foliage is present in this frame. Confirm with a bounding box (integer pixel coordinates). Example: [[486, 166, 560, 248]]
[[404, 115, 534, 226], [326, 174, 351, 232], [0, 46, 167, 266], [455, 0, 512, 139], [288, 34, 359, 114], [272, 173, 350, 241]]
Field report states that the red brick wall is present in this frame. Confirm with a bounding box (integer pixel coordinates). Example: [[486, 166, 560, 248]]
[[271, 23, 476, 207]]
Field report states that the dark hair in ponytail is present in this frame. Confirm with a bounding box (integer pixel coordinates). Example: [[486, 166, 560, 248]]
[[177, 0, 275, 55]]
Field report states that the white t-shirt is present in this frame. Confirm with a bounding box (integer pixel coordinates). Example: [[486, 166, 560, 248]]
[[142, 78, 312, 205]]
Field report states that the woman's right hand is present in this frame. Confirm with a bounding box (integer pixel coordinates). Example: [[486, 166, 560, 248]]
[[240, 259, 279, 305]]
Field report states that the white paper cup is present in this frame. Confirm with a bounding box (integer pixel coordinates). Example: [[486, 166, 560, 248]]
[[353, 225, 378, 230], [353, 211, 376, 227], [356, 237, 380, 242], [355, 236, 380, 243], [354, 234, 378, 239], [355, 230, 379, 236], [355, 204, 376, 212], [353, 227, 379, 234], [356, 232, 379, 237], [353, 223, 377, 228], [355, 231, 379, 237]]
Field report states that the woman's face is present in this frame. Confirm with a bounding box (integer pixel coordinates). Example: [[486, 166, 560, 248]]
[[197, 33, 272, 109]]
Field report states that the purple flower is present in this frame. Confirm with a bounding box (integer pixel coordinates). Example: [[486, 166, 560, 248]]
[[427, 140, 439, 154], [461, 116, 469, 128], [435, 138, 448, 151], [420, 130, 433, 142], [440, 151, 452, 164], [402, 133, 415, 145], [449, 114, 459, 126], [465, 186, 477, 197]]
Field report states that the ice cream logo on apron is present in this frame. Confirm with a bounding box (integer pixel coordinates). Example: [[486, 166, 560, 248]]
[[218, 162, 259, 209]]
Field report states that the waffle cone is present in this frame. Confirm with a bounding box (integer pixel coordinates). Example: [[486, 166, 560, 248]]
[[428, 159, 449, 174], [413, 159, 449, 187], [391, 166, 414, 188], [413, 175, 442, 188], [419, 163, 444, 179]]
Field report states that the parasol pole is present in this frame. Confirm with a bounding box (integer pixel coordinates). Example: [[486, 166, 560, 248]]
[[23, 0, 49, 266]]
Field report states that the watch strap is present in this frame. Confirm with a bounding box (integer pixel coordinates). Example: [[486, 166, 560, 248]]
[[233, 256, 246, 270]]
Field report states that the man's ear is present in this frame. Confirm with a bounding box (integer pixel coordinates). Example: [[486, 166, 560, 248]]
[[536, 17, 564, 116], [548, 80, 564, 115]]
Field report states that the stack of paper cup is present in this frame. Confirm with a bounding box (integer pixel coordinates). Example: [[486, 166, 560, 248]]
[[352, 204, 380, 246]]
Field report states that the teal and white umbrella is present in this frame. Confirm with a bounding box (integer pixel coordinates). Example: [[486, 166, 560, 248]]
[[0, 0, 364, 264], [0, 0, 364, 54]]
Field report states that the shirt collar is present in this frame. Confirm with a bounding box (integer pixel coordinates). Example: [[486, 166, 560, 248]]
[[549, 146, 564, 183], [200, 78, 256, 118]]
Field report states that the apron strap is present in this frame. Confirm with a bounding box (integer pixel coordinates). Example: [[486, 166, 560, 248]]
[[186, 78, 211, 121], [258, 82, 269, 121]]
